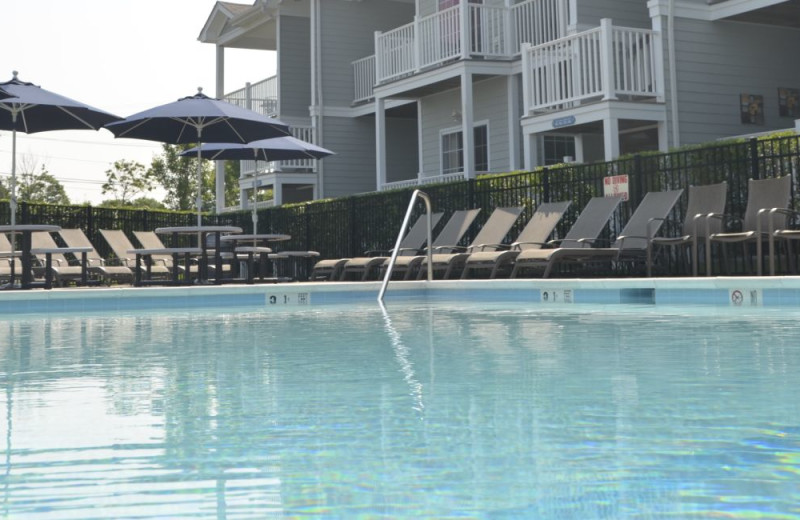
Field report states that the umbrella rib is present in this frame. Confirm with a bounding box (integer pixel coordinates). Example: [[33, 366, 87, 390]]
[[56, 106, 102, 130]]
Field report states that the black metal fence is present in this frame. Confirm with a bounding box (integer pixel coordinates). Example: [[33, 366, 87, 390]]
[[4, 135, 799, 272]]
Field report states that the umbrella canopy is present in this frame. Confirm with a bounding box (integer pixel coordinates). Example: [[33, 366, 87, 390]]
[[105, 88, 292, 226], [0, 71, 122, 227], [0, 86, 14, 100], [181, 136, 335, 233], [181, 136, 334, 162]]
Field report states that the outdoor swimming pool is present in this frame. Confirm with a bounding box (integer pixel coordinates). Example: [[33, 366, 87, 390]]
[[2, 299, 800, 518]]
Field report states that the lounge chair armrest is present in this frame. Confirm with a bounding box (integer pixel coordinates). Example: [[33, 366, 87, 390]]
[[363, 249, 391, 257], [578, 238, 607, 247], [432, 245, 467, 253], [510, 241, 547, 250], [472, 243, 507, 252], [394, 247, 424, 255], [616, 234, 647, 248], [706, 212, 741, 232], [766, 207, 800, 233]]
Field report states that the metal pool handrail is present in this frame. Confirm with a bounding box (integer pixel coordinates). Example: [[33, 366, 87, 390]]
[[378, 189, 434, 302]]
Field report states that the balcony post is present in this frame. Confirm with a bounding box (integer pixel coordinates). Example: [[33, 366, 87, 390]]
[[504, 0, 513, 55], [413, 16, 421, 73], [374, 30, 383, 84], [375, 96, 387, 190], [460, 0, 470, 59], [521, 43, 531, 116], [461, 70, 475, 179], [600, 18, 617, 101]]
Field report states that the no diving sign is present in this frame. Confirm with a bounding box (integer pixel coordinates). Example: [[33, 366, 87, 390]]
[[603, 175, 629, 201]]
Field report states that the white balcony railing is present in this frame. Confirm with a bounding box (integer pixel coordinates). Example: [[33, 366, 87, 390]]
[[224, 76, 278, 116], [522, 19, 661, 114], [353, 55, 376, 103], [360, 0, 570, 89]]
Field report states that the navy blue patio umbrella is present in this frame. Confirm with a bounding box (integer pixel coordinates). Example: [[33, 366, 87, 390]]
[[105, 88, 292, 226], [0, 71, 122, 226], [181, 136, 334, 232]]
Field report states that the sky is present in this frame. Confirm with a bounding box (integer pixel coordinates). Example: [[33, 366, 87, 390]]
[[0, 0, 276, 205]]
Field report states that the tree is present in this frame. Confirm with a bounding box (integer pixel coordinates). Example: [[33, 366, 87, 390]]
[[147, 144, 213, 211], [15, 156, 70, 205], [101, 159, 154, 206], [98, 196, 166, 210]]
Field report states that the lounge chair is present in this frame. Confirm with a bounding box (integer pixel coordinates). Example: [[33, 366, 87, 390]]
[[460, 201, 572, 279], [381, 208, 482, 280], [58, 228, 135, 284], [133, 230, 194, 274], [706, 176, 791, 276], [30, 231, 95, 286], [99, 229, 173, 279], [647, 182, 727, 276], [336, 212, 444, 281], [416, 206, 524, 279], [311, 212, 443, 281], [0, 233, 19, 283], [509, 195, 625, 278]]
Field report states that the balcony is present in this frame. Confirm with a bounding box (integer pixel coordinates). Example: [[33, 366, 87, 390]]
[[522, 20, 662, 115], [352, 0, 570, 103], [224, 76, 278, 116]]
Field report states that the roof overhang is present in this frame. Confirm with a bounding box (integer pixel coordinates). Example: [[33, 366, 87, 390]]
[[198, 1, 279, 50]]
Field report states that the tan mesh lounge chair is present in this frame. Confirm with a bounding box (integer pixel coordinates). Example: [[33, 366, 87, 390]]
[[460, 201, 571, 279], [30, 231, 94, 286], [0, 233, 19, 283], [335, 212, 444, 281], [647, 182, 727, 277], [510, 191, 682, 278], [416, 206, 524, 279], [58, 228, 135, 284], [382, 208, 482, 280], [706, 176, 791, 276], [99, 229, 173, 279], [510, 195, 623, 278], [133, 230, 198, 275]]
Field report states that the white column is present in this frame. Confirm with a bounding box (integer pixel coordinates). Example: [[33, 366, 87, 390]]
[[215, 45, 226, 213], [273, 179, 283, 206], [599, 19, 618, 102], [376, 96, 387, 189], [460, 0, 470, 59], [507, 75, 521, 171], [603, 116, 620, 161], [657, 121, 668, 152], [417, 100, 424, 178], [461, 70, 475, 179]]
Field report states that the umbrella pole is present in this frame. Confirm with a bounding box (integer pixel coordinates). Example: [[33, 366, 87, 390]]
[[252, 156, 259, 236], [196, 129, 203, 229], [9, 115, 17, 228]]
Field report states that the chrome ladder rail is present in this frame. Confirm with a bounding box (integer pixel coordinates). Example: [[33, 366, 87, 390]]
[[378, 189, 433, 302]]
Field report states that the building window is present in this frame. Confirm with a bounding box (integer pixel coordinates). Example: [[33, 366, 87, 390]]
[[543, 135, 576, 165], [441, 124, 489, 174]]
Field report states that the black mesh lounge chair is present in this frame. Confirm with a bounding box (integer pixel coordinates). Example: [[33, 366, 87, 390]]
[[99, 229, 173, 279], [416, 206, 524, 280], [58, 228, 135, 284], [314, 212, 444, 281], [510, 196, 623, 278], [460, 201, 571, 279], [706, 176, 791, 276], [647, 182, 727, 277], [382, 208, 482, 280]]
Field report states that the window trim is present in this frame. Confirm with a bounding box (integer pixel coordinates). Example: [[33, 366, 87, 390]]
[[439, 120, 490, 175]]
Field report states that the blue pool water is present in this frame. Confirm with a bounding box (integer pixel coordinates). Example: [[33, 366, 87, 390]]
[[2, 301, 800, 518]]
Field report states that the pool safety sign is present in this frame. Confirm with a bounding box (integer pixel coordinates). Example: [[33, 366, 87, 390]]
[[603, 175, 629, 201], [265, 292, 310, 306], [729, 288, 762, 307]]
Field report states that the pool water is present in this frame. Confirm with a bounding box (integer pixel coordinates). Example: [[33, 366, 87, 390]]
[[2, 302, 800, 519]]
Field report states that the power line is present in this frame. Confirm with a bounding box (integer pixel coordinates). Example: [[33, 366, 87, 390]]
[[0, 132, 163, 148]]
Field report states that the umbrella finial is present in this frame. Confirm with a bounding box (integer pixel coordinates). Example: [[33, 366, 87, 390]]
[[12, 70, 18, 79], [197, 87, 203, 94]]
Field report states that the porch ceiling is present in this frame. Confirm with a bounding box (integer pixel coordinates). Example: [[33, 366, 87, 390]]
[[714, 0, 800, 28]]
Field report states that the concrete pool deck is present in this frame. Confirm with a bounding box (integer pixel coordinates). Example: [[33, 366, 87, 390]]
[[2, 276, 800, 314]]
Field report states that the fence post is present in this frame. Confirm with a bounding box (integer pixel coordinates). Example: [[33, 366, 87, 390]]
[[543, 167, 551, 202], [634, 154, 644, 202], [21, 201, 28, 224], [348, 198, 357, 258], [86, 205, 93, 238], [468, 178, 476, 209], [749, 137, 760, 179]]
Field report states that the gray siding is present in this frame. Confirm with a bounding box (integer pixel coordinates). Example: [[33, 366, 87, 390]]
[[278, 16, 311, 118], [574, 0, 650, 29], [320, 0, 415, 108], [669, 17, 800, 145], [386, 116, 420, 183], [320, 116, 377, 198], [419, 77, 513, 176]]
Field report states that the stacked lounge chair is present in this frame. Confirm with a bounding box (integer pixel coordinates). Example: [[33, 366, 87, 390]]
[[58, 228, 135, 284]]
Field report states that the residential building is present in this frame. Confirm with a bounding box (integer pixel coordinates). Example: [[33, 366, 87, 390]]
[[199, 0, 800, 212]]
